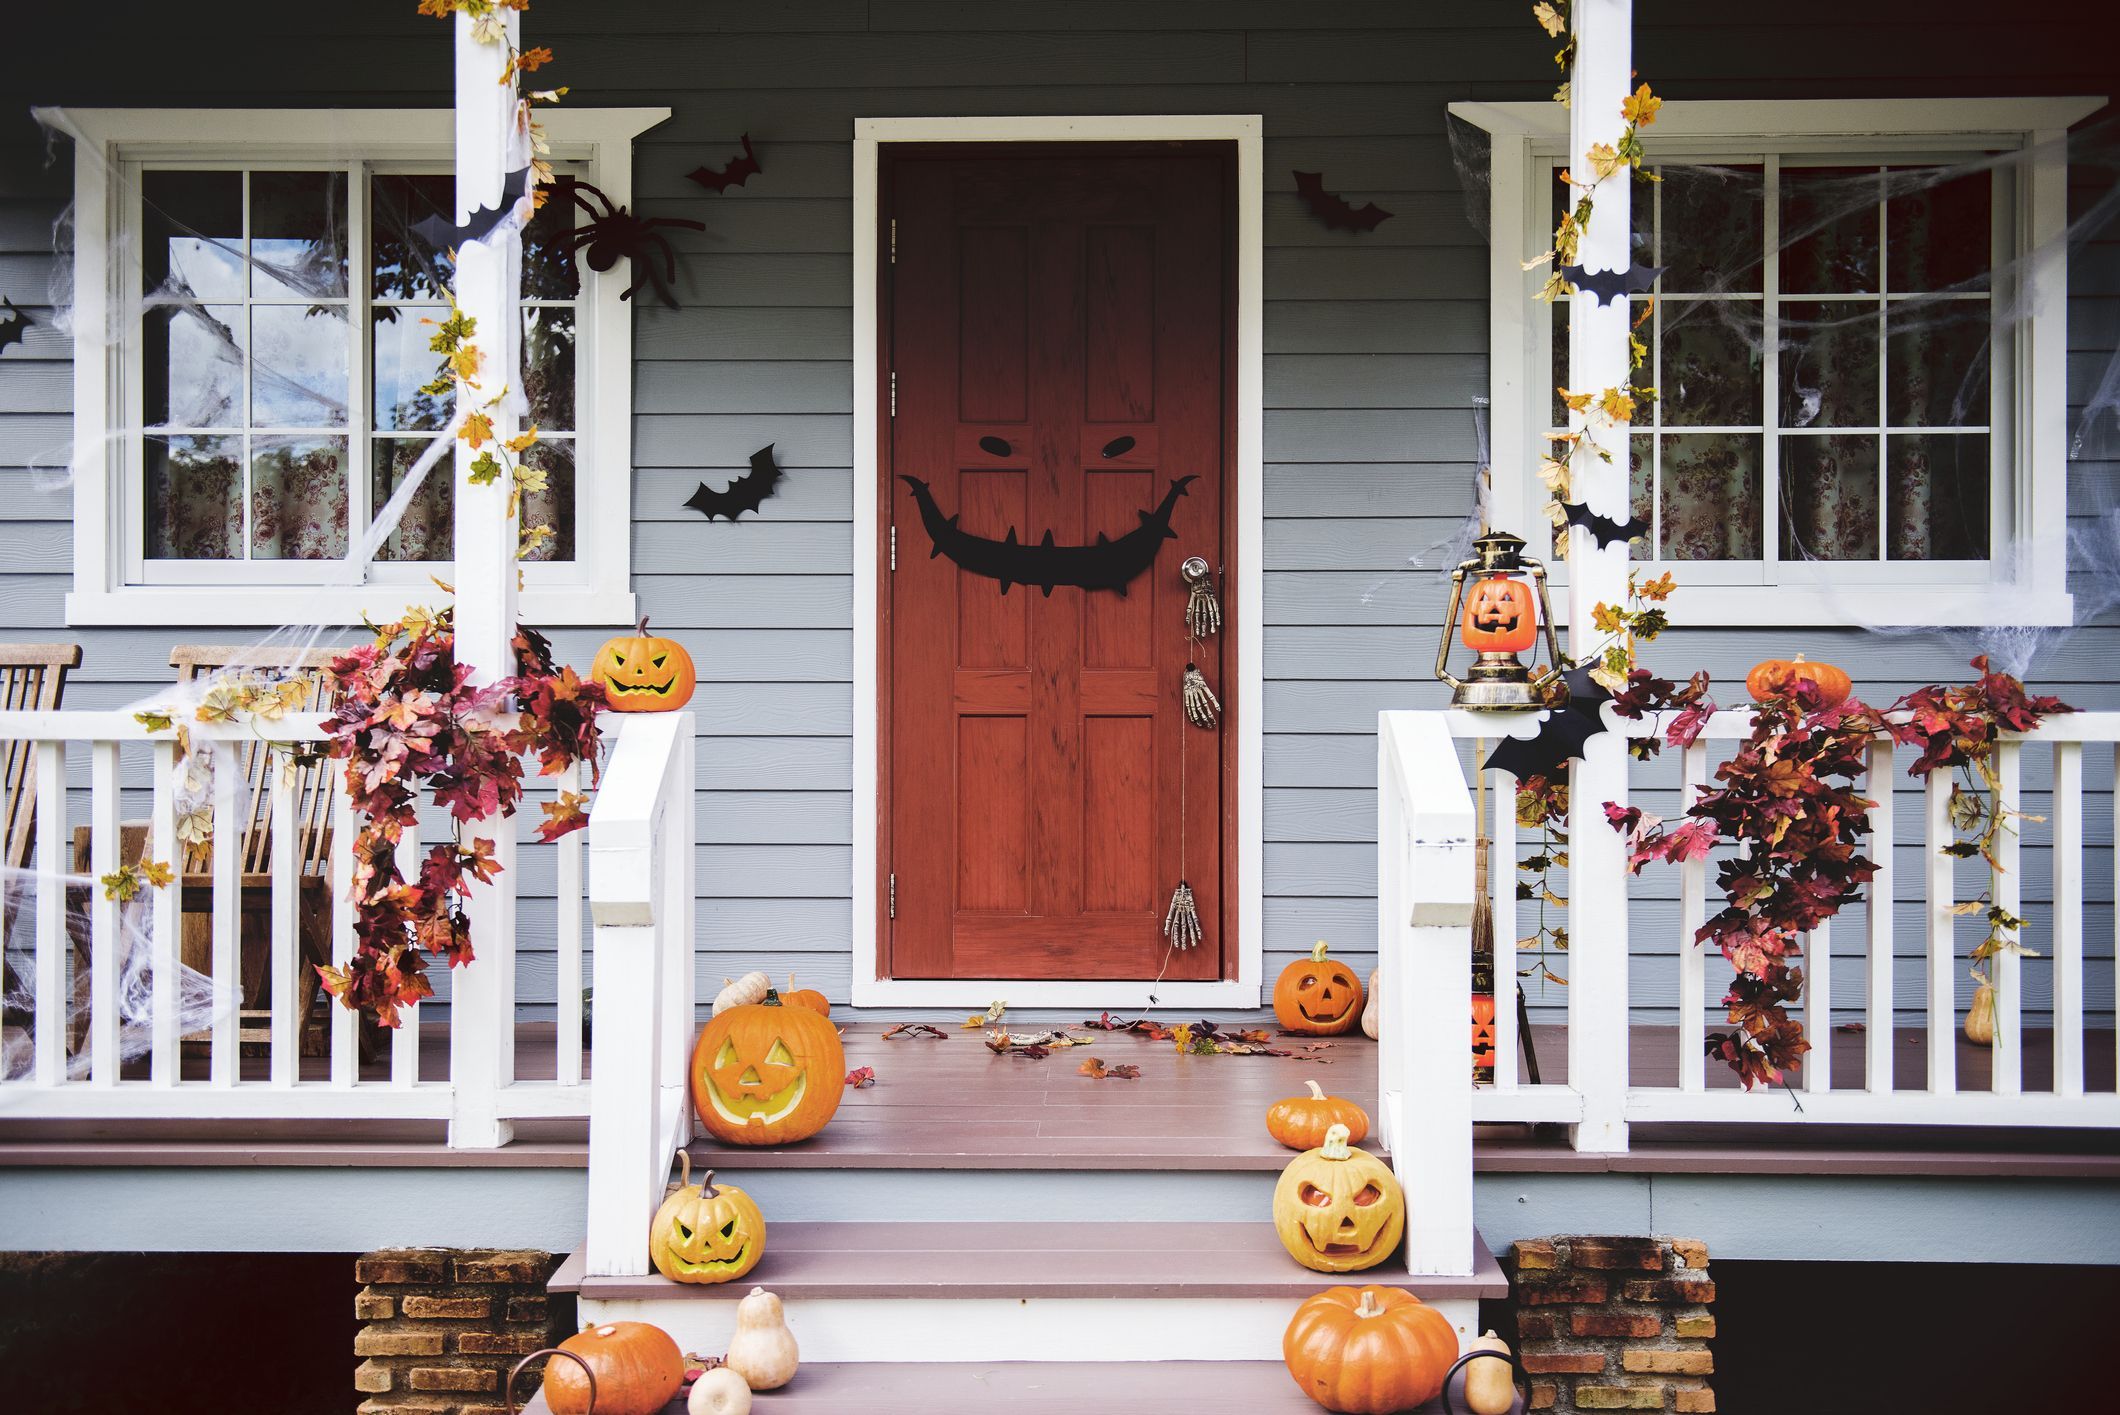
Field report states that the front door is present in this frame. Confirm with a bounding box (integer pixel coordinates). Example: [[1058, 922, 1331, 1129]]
[[881, 143, 1233, 982]]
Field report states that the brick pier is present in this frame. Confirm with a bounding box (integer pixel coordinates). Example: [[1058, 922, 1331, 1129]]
[[1505, 1236, 1716, 1413], [354, 1249, 566, 1415]]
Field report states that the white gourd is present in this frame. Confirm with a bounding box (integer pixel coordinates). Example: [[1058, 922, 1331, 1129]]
[[722, 1286, 800, 1390], [1360, 968, 1380, 1039], [711, 971, 771, 1016], [1463, 1330, 1517, 1415], [686, 1367, 752, 1415]]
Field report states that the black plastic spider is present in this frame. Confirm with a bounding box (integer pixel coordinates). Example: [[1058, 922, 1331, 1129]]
[[565, 180, 704, 308]]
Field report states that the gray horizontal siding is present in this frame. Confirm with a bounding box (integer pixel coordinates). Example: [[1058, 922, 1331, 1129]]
[[0, 1, 2115, 1031]]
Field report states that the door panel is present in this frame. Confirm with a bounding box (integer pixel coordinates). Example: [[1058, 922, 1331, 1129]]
[[884, 145, 1231, 981]]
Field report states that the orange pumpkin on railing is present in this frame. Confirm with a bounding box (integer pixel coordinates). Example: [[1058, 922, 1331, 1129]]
[[591, 617, 697, 712], [1744, 654, 1851, 710]]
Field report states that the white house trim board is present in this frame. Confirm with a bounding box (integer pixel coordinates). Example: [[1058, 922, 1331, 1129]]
[[849, 114, 1265, 1009], [44, 105, 670, 629]]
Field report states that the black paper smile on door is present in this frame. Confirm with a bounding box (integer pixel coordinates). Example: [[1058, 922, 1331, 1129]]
[[897, 473, 1194, 596]]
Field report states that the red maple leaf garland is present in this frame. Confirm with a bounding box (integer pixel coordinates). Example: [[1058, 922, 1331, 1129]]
[[316, 610, 606, 1026]]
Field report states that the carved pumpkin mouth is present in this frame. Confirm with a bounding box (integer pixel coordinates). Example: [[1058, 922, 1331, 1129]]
[[707, 1038, 809, 1128], [609, 678, 679, 698], [1472, 610, 1521, 633], [662, 1235, 754, 1277]]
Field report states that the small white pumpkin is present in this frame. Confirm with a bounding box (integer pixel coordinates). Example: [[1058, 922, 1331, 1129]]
[[1359, 968, 1380, 1039], [686, 1367, 752, 1415], [711, 971, 771, 1016], [722, 1286, 800, 1391]]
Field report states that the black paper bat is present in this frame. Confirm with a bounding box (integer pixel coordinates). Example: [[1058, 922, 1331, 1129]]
[[0, 299, 27, 356], [688, 134, 763, 194], [1559, 260, 1665, 307], [1483, 668, 1614, 782], [1292, 171, 1394, 234], [411, 166, 532, 252], [900, 474, 1193, 597], [685, 444, 785, 521], [1561, 499, 1650, 549]]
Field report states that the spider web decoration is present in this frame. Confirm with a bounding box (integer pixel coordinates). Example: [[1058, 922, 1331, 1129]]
[[688, 133, 763, 193], [411, 166, 532, 251], [685, 444, 785, 522], [565, 179, 704, 308]]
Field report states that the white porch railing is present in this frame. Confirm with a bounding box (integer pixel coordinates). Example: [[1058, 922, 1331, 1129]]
[[0, 708, 596, 1143], [1382, 707, 2120, 1275], [582, 710, 696, 1278]]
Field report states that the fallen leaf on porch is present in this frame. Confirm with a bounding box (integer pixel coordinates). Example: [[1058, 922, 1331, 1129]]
[[881, 1022, 949, 1041], [986, 1027, 1090, 1057], [1077, 1057, 1141, 1080], [1835, 1022, 1865, 1032], [962, 999, 1009, 1027], [845, 1066, 876, 1088]]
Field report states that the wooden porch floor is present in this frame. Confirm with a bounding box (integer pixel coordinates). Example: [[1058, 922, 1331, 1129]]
[[3, 1021, 2115, 1175]]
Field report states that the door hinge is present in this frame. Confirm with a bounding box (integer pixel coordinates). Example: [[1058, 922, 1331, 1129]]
[[889, 369, 897, 417], [890, 524, 897, 571], [888, 872, 896, 918], [890, 217, 897, 265]]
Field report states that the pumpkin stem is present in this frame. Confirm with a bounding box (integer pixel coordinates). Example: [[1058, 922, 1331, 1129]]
[[1304, 1079, 1326, 1101], [1321, 1123, 1352, 1160], [676, 1151, 692, 1190], [762, 988, 783, 1008], [1310, 939, 1330, 963], [1354, 1289, 1384, 1320], [637, 615, 651, 636], [700, 1168, 720, 1199]]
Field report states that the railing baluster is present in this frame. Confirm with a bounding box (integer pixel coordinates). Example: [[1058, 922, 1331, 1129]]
[[88, 740, 120, 1086], [329, 765, 356, 1088], [556, 758, 584, 1089], [150, 739, 181, 1085], [1866, 738, 1895, 1093], [1804, 919, 1831, 1093], [269, 751, 299, 1086], [1923, 767, 1956, 1094], [1678, 742, 1707, 1093], [1991, 742, 2024, 1093], [210, 741, 241, 1086], [392, 821, 421, 1087], [33, 741, 66, 1087], [2053, 741, 2084, 1097], [1490, 765, 1519, 1091]]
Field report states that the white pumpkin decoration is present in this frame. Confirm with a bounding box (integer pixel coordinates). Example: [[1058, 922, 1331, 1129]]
[[1360, 968, 1380, 1039], [687, 1367, 753, 1415], [711, 971, 771, 1016], [722, 1286, 800, 1391]]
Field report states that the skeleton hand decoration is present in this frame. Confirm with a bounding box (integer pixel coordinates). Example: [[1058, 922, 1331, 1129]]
[[1164, 880, 1203, 950], [1182, 662, 1221, 730], [1181, 556, 1221, 640]]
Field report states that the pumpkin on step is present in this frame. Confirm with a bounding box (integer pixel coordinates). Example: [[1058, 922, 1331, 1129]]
[[1282, 1284, 1458, 1413], [687, 1367, 752, 1415], [1744, 654, 1851, 710], [712, 971, 771, 1017], [1274, 940, 1365, 1036], [1266, 1079, 1370, 1152], [782, 973, 830, 1016], [1360, 968, 1379, 1039], [592, 617, 697, 712], [538, 1321, 685, 1415], [722, 1286, 801, 1391], [1454, 1330, 1524, 1415], [1272, 1123, 1405, 1273], [691, 990, 846, 1145], [649, 1154, 765, 1284]]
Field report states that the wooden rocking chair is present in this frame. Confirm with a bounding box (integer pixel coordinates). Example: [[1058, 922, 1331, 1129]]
[[0, 643, 82, 1025]]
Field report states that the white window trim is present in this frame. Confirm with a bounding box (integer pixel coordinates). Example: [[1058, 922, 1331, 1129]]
[[47, 105, 670, 628], [848, 114, 1265, 1010], [1451, 97, 2103, 628]]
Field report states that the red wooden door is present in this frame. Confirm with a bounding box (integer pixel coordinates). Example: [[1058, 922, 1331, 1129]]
[[882, 144, 1232, 981]]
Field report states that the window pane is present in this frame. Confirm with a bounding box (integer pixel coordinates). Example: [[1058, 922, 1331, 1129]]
[[252, 305, 349, 427], [1780, 435, 1879, 561], [523, 183, 580, 300], [1661, 434, 1762, 561], [371, 174, 455, 302], [145, 434, 242, 559], [1781, 166, 1880, 295], [251, 171, 348, 299], [1887, 305, 1989, 427], [370, 439, 453, 562], [250, 436, 349, 560], [1888, 167, 1991, 292], [1624, 436, 1652, 558], [145, 304, 244, 429], [1660, 163, 1763, 293], [373, 306, 451, 432], [520, 439, 577, 562], [1661, 302, 1762, 427], [523, 307, 576, 431], [1887, 433, 1988, 560], [1550, 303, 1569, 426], [1780, 302, 1878, 428], [142, 171, 243, 300]]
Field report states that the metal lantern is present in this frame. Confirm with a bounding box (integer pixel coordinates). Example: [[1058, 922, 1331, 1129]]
[[1435, 530, 1563, 711]]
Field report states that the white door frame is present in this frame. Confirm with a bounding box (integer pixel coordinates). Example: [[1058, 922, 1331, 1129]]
[[849, 114, 1264, 1009]]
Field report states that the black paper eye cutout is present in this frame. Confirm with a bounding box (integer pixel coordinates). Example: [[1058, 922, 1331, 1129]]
[[1100, 436, 1136, 459], [979, 436, 1012, 458]]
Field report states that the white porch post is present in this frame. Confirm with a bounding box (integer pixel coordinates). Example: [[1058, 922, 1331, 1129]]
[[1564, 0, 1633, 1154], [447, 10, 523, 1149]]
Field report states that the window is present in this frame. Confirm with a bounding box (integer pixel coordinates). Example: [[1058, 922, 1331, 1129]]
[[59, 108, 667, 626], [1454, 98, 2096, 626]]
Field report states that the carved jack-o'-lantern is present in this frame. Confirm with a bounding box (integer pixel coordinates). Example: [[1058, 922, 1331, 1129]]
[[1272, 1123, 1406, 1274], [591, 617, 697, 712], [649, 1154, 766, 1284], [1471, 993, 1498, 1075], [1435, 530, 1561, 711], [1460, 575, 1538, 655], [690, 990, 846, 1146], [1273, 940, 1364, 1036]]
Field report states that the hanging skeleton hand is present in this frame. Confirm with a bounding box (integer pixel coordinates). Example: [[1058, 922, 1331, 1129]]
[[1182, 662, 1220, 730], [1181, 556, 1221, 640], [1164, 880, 1203, 950]]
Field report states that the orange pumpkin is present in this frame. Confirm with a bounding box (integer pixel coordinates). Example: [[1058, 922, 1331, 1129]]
[[591, 617, 697, 712], [1460, 575, 1538, 655], [1274, 941, 1364, 1036], [539, 1321, 685, 1415], [1471, 994, 1498, 1075], [1744, 654, 1851, 710], [783, 973, 831, 1016], [648, 1154, 766, 1285], [1283, 1285, 1460, 1414], [690, 990, 846, 1146], [1266, 1079, 1371, 1151]]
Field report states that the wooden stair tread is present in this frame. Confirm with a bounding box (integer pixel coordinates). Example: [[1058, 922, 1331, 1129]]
[[552, 1222, 1505, 1301]]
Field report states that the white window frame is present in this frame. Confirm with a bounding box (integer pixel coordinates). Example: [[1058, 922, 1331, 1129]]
[[1451, 97, 2102, 628], [50, 106, 669, 627]]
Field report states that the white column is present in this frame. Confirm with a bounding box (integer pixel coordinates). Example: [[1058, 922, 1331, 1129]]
[[447, 9, 523, 1149], [1563, 0, 1633, 1154]]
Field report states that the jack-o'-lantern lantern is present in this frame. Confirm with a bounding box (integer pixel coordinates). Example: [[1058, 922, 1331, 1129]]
[[592, 617, 696, 712], [1274, 940, 1364, 1036], [1471, 994, 1498, 1075], [1282, 1284, 1459, 1414], [1272, 1123, 1406, 1273], [1436, 530, 1562, 711], [1461, 575, 1538, 655], [649, 1154, 765, 1284], [690, 990, 845, 1146]]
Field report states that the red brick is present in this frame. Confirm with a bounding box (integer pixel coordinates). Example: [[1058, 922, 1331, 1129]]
[[355, 1326, 446, 1358], [1574, 1385, 1668, 1410], [1625, 1350, 1714, 1376], [1523, 1350, 1606, 1375], [1671, 1239, 1710, 1269], [1527, 1382, 1560, 1411], [1676, 1390, 1718, 1412], [409, 1364, 499, 1393], [354, 1288, 395, 1320], [1570, 1237, 1667, 1272], [504, 1295, 548, 1323], [1571, 1309, 1662, 1339], [456, 1328, 553, 1357], [1513, 1238, 1560, 1271], [355, 1250, 448, 1285], [353, 1360, 393, 1395], [404, 1295, 493, 1320], [453, 1252, 549, 1285], [457, 1405, 513, 1415], [1516, 1275, 1610, 1305], [1675, 1314, 1717, 1339], [1623, 1277, 1716, 1305], [1515, 1310, 1560, 1340], [360, 1400, 452, 1415]]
